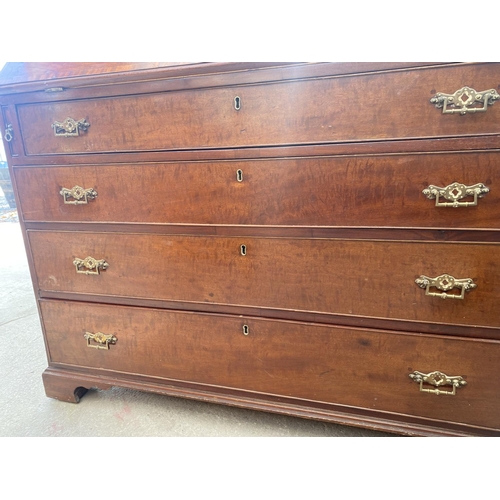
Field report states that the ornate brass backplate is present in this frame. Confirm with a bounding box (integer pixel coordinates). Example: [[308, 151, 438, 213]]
[[415, 273, 476, 300], [422, 182, 489, 208], [409, 370, 467, 396], [60, 185, 98, 205], [430, 86, 500, 115], [84, 331, 117, 350], [73, 256, 109, 275], [52, 117, 90, 137]]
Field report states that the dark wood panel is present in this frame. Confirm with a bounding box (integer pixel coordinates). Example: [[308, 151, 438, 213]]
[[40, 300, 500, 431], [28, 232, 500, 328], [17, 64, 500, 155], [14, 152, 500, 228]]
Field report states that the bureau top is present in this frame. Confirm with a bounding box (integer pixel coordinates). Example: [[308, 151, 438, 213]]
[[0, 62, 441, 95]]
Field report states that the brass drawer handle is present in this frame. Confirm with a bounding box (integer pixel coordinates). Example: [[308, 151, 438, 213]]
[[52, 117, 90, 137], [409, 370, 467, 396], [3, 123, 13, 142], [84, 331, 117, 350], [73, 256, 109, 275], [422, 182, 489, 208], [60, 185, 98, 205], [415, 273, 476, 300], [430, 86, 500, 115]]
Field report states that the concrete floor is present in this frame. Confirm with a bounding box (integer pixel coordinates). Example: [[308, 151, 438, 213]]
[[0, 198, 393, 437]]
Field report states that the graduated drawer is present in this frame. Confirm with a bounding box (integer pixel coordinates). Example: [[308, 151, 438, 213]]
[[29, 232, 500, 329], [14, 151, 499, 228], [16, 63, 500, 155], [40, 300, 500, 431]]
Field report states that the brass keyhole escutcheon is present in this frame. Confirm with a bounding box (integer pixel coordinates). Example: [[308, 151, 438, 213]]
[[242, 325, 249, 335], [236, 169, 243, 182], [234, 96, 241, 110], [240, 244, 247, 256]]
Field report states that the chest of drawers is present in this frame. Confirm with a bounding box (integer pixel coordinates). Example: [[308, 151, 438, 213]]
[[1, 62, 499, 436]]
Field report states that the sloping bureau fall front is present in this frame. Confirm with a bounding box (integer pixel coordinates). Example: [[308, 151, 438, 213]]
[[1, 62, 499, 436]]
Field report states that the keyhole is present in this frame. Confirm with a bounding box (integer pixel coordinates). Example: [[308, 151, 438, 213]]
[[236, 169, 243, 182], [234, 96, 241, 110], [242, 325, 249, 335], [240, 244, 247, 256]]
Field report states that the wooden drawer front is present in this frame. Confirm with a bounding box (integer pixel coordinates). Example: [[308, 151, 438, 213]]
[[40, 300, 500, 430], [17, 64, 500, 155], [30, 232, 500, 328], [14, 152, 499, 228]]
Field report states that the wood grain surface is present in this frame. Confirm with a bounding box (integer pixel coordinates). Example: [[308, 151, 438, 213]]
[[4, 62, 500, 436], [14, 151, 500, 228], [28, 231, 500, 329], [16, 64, 500, 155], [40, 299, 500, 431]]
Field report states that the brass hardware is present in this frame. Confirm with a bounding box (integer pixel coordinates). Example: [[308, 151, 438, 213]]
[[84, 331, 117, 350], [236, 169, 243, 182], [3, 124, 13, 142], [73, 256, 109, 275], [234, 96, 241, 110], [52, 117, 90, 137], [409, 370, 467, 396], [240, 244, 247, 256], [242, 325, 249, 335], [415, 273, 476, 300], [430, 86, 500, 115], [60, 185, 98, 205], [422, 182, 489, 208], [45, 87, 64, 93]]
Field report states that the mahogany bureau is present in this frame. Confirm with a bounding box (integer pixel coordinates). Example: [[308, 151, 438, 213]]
[[1, 62, 499, 436]]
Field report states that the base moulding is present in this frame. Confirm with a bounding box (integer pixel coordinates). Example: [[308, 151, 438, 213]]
[[42, 366, 498, 437]]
